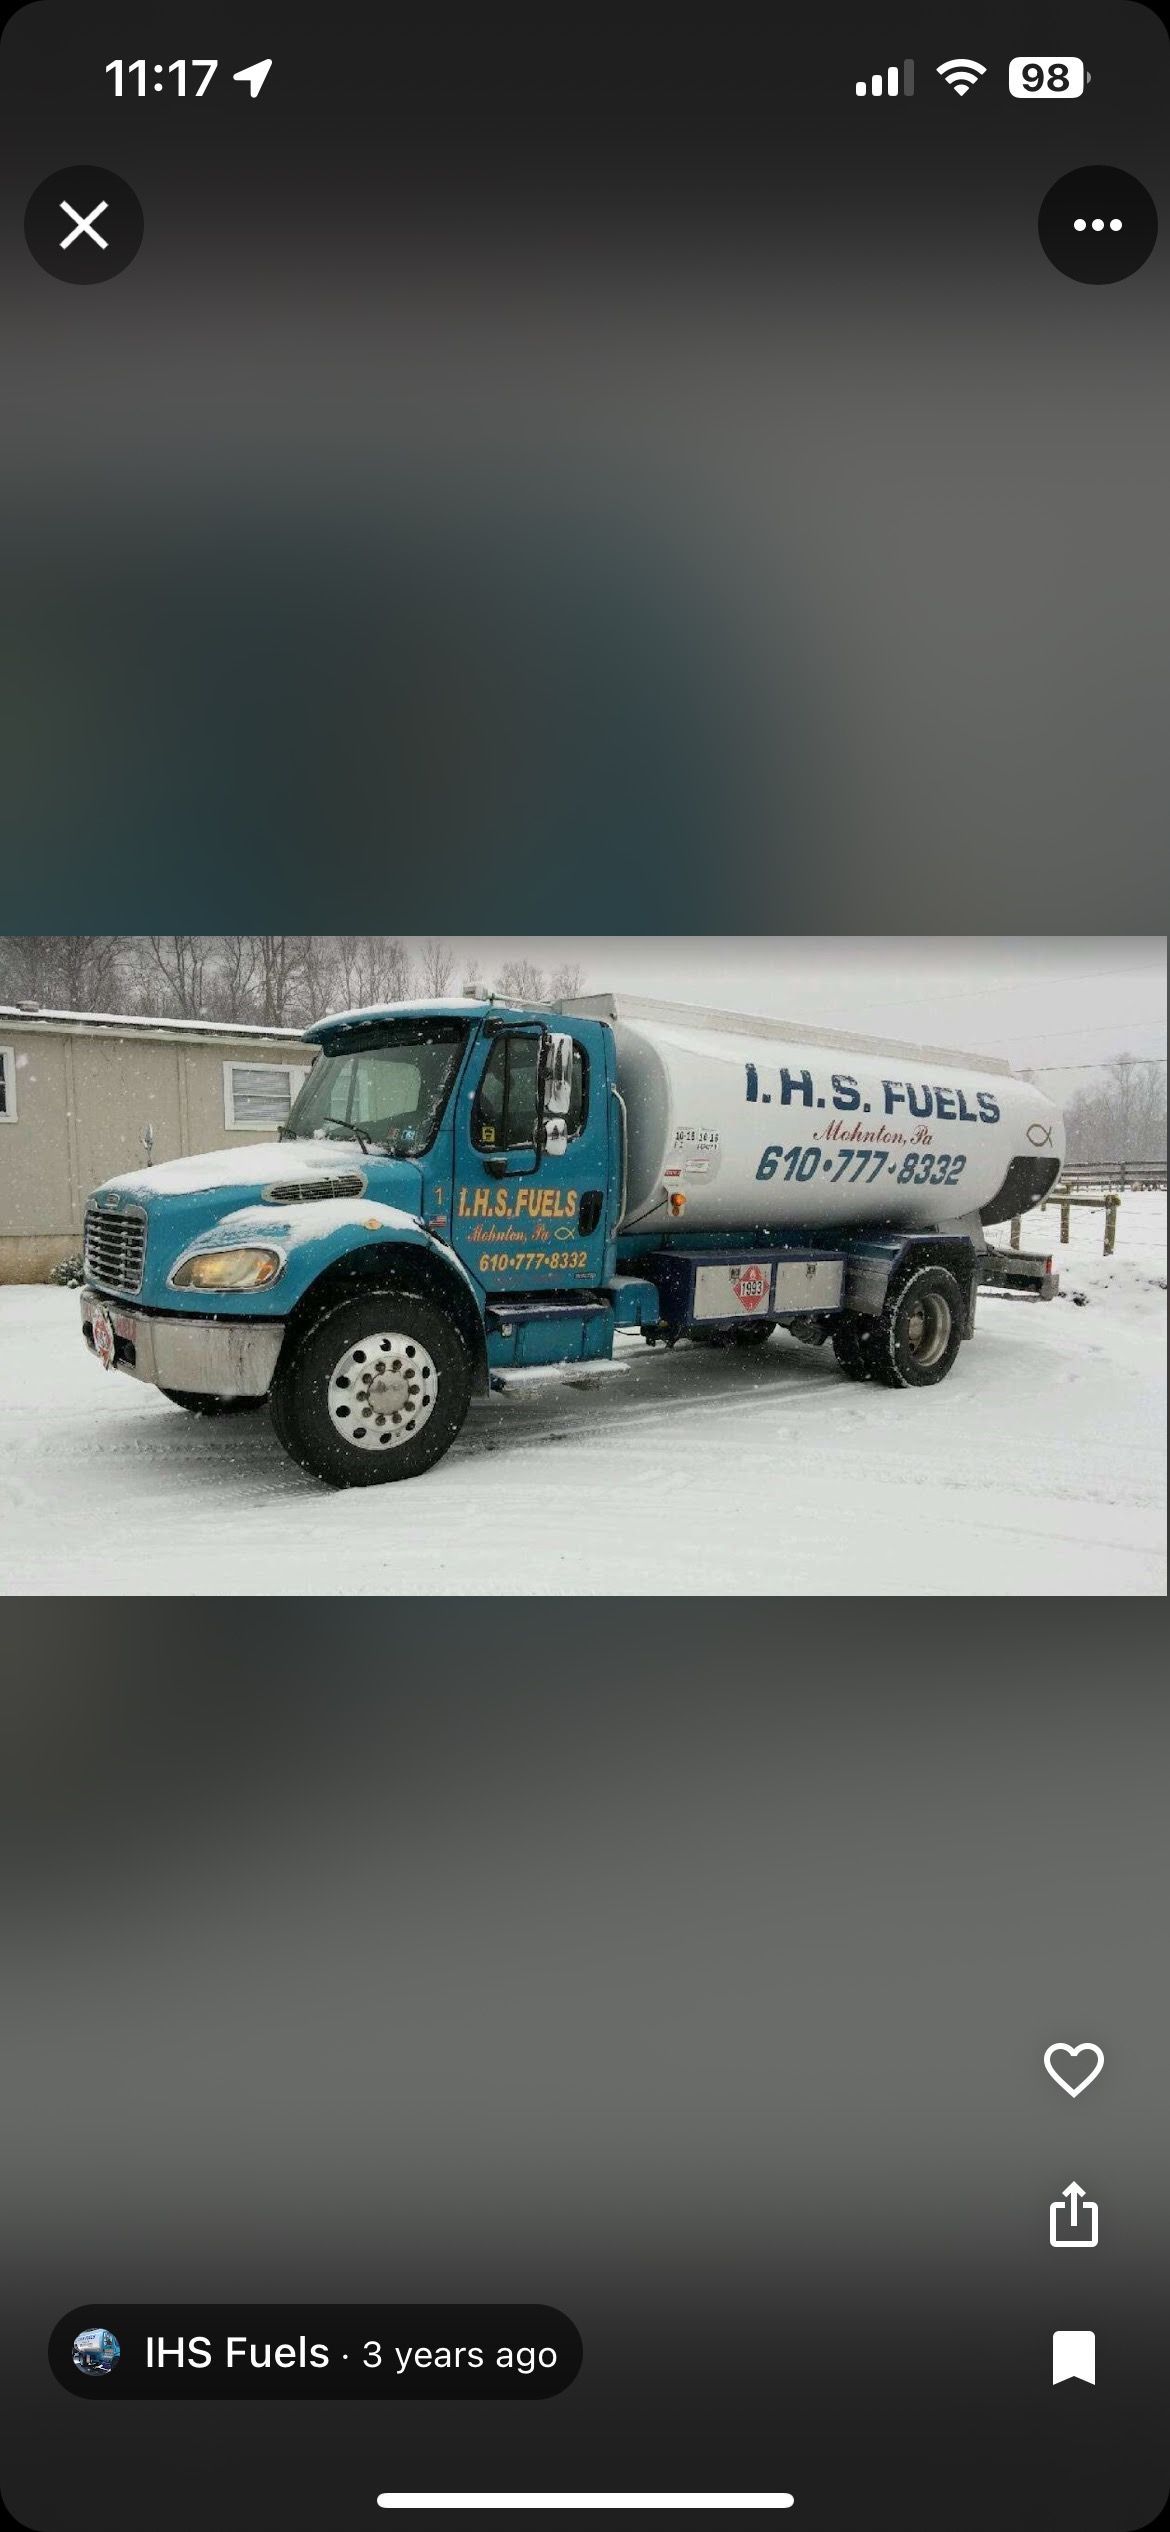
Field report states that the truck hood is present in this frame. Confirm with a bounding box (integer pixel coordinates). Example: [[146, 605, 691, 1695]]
[[88, 1142, 431, 1307], [95, 1138, 404, 1205]]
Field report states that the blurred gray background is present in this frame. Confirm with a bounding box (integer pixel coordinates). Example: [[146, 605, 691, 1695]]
[[1, 2, 1167, 934], [2, 1606, 1167, 2529], [2, 5, 1168, 2527]]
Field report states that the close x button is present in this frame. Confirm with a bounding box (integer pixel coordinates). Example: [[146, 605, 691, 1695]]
[[24, 165, 144, 283]]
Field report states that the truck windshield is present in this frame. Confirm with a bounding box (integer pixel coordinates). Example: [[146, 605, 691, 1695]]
[[285, 1019, 469, 1157]]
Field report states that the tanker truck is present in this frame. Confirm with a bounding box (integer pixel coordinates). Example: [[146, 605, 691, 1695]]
[[78, 993, 1064, 1487]]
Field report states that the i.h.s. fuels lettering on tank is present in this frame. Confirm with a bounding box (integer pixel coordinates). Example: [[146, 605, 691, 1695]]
[[743, 1063, 1001, 1125]]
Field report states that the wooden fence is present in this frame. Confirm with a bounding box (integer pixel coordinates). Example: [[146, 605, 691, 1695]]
[[1011, 1189, 1121, 1257], [1058, 1162, 1166, 1191]]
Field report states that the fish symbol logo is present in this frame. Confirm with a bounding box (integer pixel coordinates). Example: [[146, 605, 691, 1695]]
[[1027, 1123, 1054, 1148]]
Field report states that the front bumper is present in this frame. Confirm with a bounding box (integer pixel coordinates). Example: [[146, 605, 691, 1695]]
[[80, 1290, 284, 1397]]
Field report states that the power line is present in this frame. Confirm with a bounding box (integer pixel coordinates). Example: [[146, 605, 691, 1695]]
[[1002, 1016, 1165, 1043], [839, 971, 1166, 1011], [1025, 1055, 1166, 1075]]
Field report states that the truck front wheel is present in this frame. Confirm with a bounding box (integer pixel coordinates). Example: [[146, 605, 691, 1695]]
[[833, 1265, 964, 1392], [270, 1290, 471, 1487]]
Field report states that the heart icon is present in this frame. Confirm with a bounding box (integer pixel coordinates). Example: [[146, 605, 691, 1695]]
[[1044, 2042, 1104, 2098]]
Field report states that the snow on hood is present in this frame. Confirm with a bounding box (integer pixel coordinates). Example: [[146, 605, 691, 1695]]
[[98, 1140, 370, 1199], [179, 1199, 429, 1255]]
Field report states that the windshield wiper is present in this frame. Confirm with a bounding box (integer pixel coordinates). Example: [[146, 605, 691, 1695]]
[[314, 1117, 375, 1153]]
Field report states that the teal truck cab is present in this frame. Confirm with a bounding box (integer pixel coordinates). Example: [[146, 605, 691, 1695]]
[[80, 994, 1062, 1486]]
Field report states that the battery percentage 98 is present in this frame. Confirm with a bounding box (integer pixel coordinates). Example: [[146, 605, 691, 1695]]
[[1008, 58, 1087, 98]]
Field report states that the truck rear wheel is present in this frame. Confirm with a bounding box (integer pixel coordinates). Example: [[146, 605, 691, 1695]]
[[834, 1265, 964, 1392], [270, 1290, 471, 1487]]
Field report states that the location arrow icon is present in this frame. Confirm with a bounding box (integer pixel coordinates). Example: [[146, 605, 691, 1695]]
[[233, 60, 272, 98]]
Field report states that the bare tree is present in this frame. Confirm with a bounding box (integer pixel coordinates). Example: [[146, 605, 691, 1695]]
[[132, 935, 211, 1018], [492, 957, 583, 1005], [1064, 1056, 1166, 1165], [494, 957, 549, 1004], [329, 937, 367, 1010], [328, 936, 414, 1011], [250, 935, 309, 1027], [210, 935, 259, 1022], [298, 935, 337, 1024], [199, 935, 310, 1027], [0, 935, 124, 1012], [418, 938, 455, 996], [381, 938, 415, 1003], [0, 932, 588, 1026]]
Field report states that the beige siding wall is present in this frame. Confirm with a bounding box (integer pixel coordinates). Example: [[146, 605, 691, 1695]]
[[0, 1025, 311, 1279], [72, 1036, 186, 1198], [0, 1032, 75, 1236]]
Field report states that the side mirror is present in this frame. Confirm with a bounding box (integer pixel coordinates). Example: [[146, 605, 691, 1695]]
[[541, 1031, 574, 1119], [539, 1030, 573, 1159]]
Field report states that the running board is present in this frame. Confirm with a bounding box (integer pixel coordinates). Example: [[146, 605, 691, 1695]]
[[489, 1362, 631, 1396]]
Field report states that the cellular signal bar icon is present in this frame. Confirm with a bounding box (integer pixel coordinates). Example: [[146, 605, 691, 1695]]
[[856, 60, 915, 98]]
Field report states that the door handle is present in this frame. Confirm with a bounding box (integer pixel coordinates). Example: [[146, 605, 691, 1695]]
[[578, 1190, 604, 1235]]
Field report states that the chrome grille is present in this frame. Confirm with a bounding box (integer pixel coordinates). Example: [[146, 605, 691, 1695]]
[[84, 1203, 147, 1297]]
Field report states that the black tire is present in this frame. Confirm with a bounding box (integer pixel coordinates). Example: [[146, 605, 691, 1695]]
[[160, 1389, 267, 1415], [831, 1316, 879, 1382], [836, 1265, 965, 1392], [269, 1289, 471, 1487]]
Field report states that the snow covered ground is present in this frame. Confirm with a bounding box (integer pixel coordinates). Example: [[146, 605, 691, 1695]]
[[1, 1194, 1164, 1596]]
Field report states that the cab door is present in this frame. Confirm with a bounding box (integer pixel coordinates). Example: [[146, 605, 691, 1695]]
[[450, 1020, 611, 1294]]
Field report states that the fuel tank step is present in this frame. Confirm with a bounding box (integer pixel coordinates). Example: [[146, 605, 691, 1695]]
[[489, 1361, 631, 1395]]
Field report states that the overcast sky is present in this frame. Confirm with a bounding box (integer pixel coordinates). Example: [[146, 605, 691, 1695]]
[[419, 937, 1166, 1098]]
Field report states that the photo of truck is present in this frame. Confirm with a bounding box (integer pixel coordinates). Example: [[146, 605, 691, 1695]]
[[78, 993, 1064, 1488], [71, 2327, 121, 2376]]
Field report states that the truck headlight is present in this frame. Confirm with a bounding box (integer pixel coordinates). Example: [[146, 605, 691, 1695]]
[[171, 1247, 284, 1292]]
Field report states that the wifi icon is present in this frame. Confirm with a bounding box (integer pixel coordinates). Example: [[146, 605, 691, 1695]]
[[936, 58, 987, 96]]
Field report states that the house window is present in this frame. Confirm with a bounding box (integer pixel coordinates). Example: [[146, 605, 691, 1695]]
[[0, 1045, 16, 1122], [222, 1059, 310, 1131]]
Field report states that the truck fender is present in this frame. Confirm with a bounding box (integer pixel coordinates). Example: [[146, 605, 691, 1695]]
[[278, 1226, 489, 1393], [842, 1233, 981, 1338]]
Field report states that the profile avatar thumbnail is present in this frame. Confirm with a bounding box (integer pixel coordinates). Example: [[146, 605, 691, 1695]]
[[72, 2325, 121, 2375]]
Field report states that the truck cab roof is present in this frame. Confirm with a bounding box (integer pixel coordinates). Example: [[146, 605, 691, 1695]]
[[302, 997, 549, 1046]]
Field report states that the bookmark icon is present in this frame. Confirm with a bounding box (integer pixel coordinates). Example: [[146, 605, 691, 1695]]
[[1053, 2330, 1095, 2384]]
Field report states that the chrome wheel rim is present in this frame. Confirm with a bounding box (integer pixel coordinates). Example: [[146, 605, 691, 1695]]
[[904, 1292, 952, 1369], [326, 1332, 438, 1450]]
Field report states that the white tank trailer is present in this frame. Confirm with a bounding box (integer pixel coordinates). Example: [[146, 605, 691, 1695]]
[[76, 988, 1068, 1487], [563, 995, 1064, 1238]]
